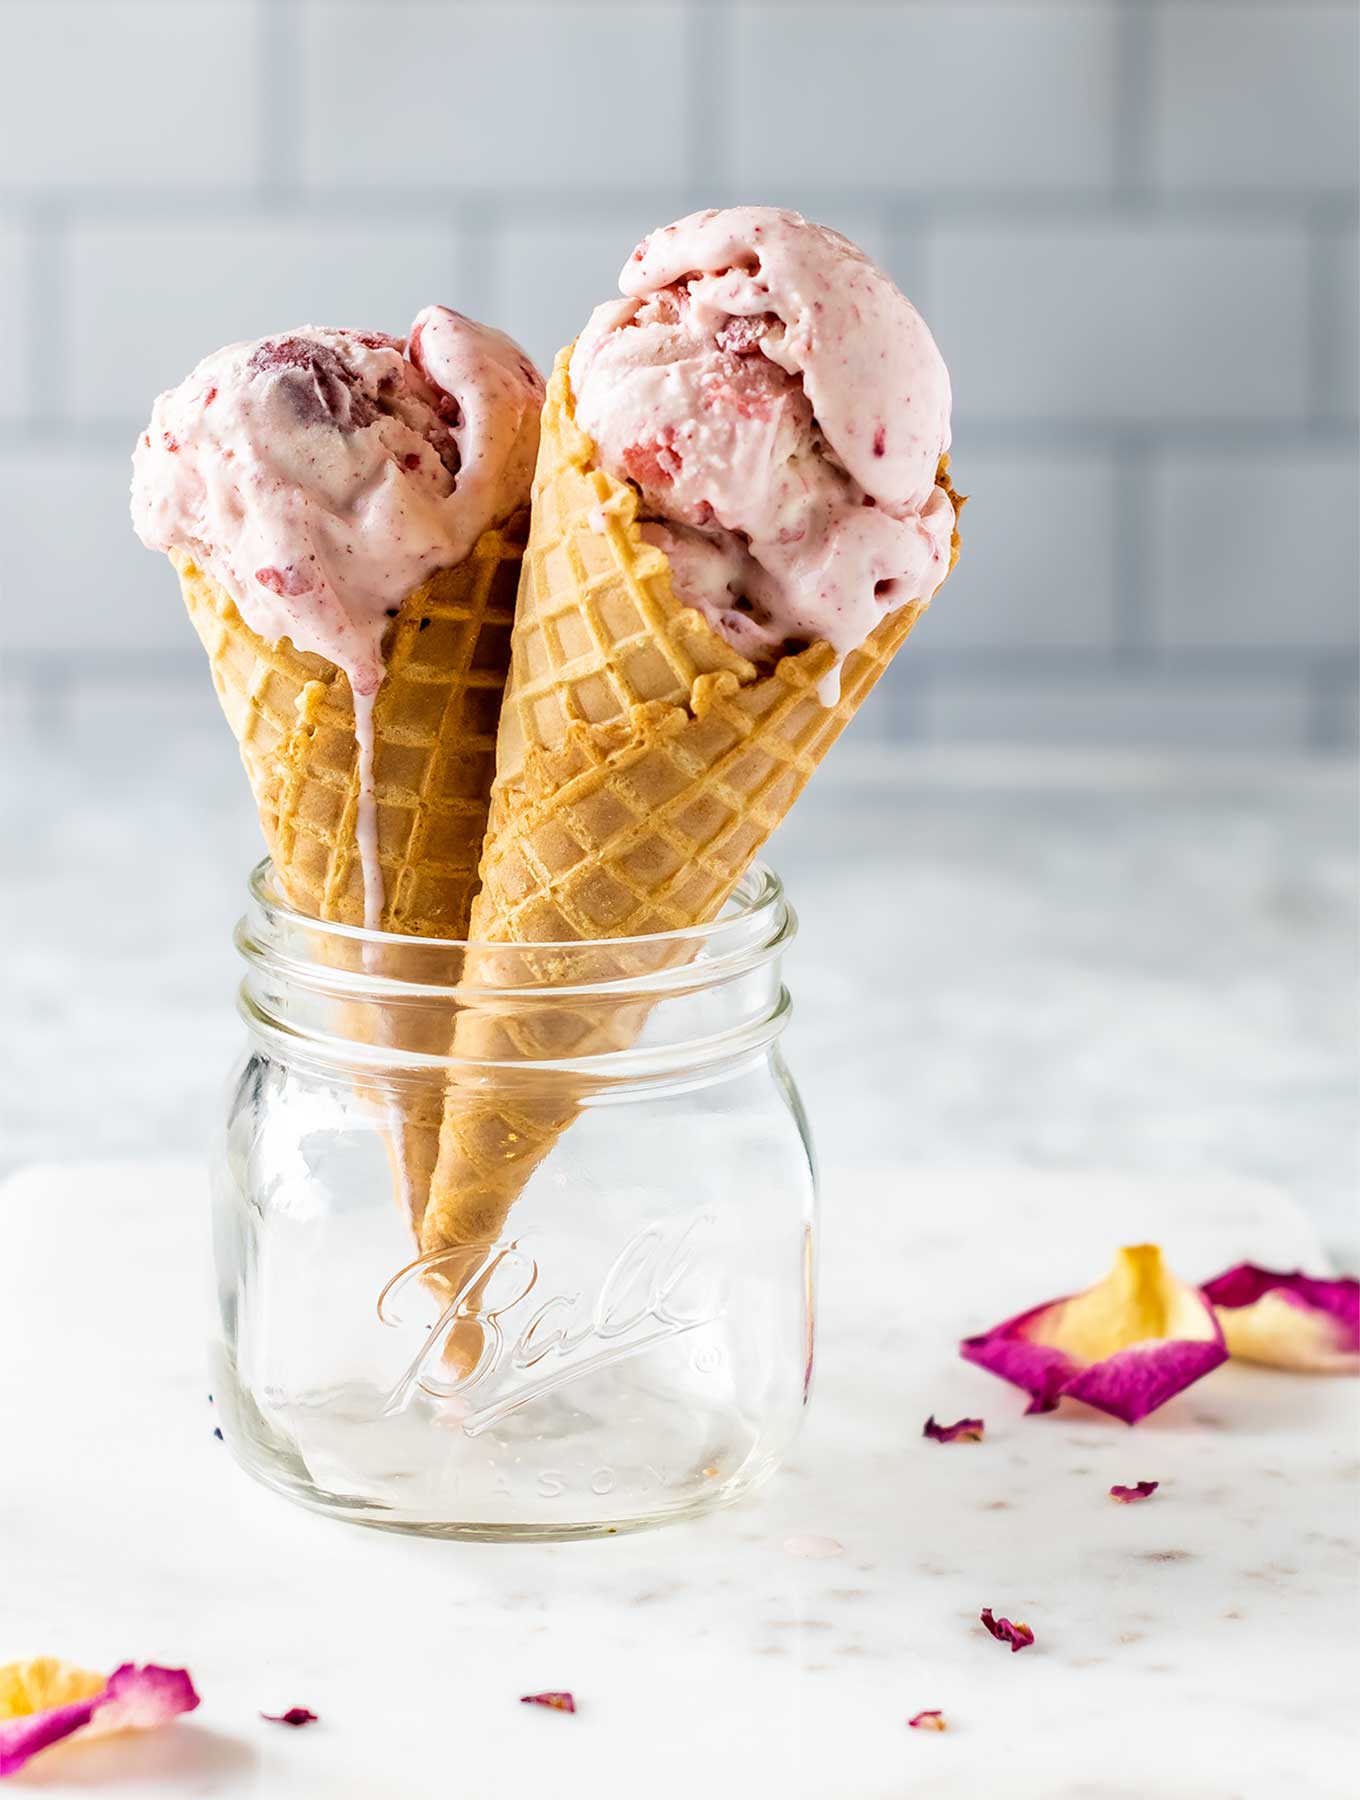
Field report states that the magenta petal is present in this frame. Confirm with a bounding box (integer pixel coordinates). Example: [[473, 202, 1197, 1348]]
[[1202, 1264, 1359, 1372], [961, 1247, 1228, 1424], [520, 1691, 575, 1713], [94, 1664, 200, 1735], [1111, 1481, 1159, 1503], [980, 1608, 1034, 1652], [0, 1694, 104, 1779], [1058, 1338, 1228, 1425], [923, 1414, 985, 1443], [961, 1300, 1083, 1415]]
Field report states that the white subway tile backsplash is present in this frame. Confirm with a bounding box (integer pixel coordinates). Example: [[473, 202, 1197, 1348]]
[[730, 2, 1118, 192], [299, 2, 688, 190], [63, 220, 463, 422], [1318, 231, 1359, 420], [490, 220, 648, 375], [918, 671, 1317, 751], [1151, 3, 1360, 193], [932, 221, 1312, 423], [0, 3, 258, 190], [922, 450, 1118, 651], [1149, 449, 1360, 652], [0, 450, 186, 654], [0, 228, 27, 421], [0, 0, 1352, 754]]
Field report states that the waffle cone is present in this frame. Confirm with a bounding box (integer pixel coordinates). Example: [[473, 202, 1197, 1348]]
[[421, 354, 961, 1257], [176, 513, 526, 1232]]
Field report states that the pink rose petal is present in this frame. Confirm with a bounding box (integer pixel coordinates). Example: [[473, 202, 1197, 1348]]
[[980, 1608, 1034, 1653], [923, 1414, 984, 1444], [0, 1661, 198, 1779], [520, 1692, 575, 1713], [960, 1245, 1227, 1424], [1201, 1264, 1359, 1374], [262, 1707, 318, 1727], [1110, 1481, 1159, 1503], [908, 1709, 948, 1731]]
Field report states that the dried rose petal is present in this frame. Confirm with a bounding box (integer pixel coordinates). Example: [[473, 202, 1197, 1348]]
[[923, 1414, 984, 1444], [908, 1709, 948, 1731], [262, 1707, 317, 1727], [0, 1659, 199, 1778], [960, 1245, 1227, 1424], [1110, 1481, 1159, 1503], [1201, 1264, 1359, 1374], [520, 1692, 575, 1713], [980, 1608, 1034, 1653]]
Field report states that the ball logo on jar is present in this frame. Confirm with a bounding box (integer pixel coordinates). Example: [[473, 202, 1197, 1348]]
[[378, 1212, 725, 1434]]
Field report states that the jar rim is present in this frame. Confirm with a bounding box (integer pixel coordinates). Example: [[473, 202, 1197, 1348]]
[[235, 858, 796, 1080], [247, 856, 788, 957]]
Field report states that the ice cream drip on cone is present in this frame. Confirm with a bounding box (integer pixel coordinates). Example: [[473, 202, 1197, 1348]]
[[133, 308, 545, 1234]]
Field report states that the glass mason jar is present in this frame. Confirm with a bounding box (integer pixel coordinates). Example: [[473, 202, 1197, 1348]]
[[212, 859, 817, 1540]]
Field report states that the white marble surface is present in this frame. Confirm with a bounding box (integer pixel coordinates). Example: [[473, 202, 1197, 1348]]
[[1, 710, 1356, 1257], [1, 1158, 1355, 1798]]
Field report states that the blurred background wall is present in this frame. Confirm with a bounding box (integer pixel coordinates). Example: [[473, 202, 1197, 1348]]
[[0, 0, 1355, 751]]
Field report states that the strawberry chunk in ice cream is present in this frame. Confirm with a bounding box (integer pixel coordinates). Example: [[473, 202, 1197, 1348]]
[[131, 308, 544, 925], [132, 309, 543, 694], [568, 208, 955, 697]]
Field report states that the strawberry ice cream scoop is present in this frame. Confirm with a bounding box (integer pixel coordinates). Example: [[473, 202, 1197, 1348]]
[[568, 208, 955, 693], [131, 308, 544, 928], [131, 308, 543, 695]]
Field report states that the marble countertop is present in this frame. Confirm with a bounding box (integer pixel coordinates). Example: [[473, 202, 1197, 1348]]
[[1, 1158, 1355, 1798], [2, 718, 1355, 1795], [1, 709, 1355, 1255]]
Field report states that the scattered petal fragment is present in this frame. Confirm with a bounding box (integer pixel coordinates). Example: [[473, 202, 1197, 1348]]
[[923, 1414, 984, 1444], [783, 1534, 844, 1559], [909, 1709, 948, 1731], [980, 1608, 1034, 1652], [520, 1692, 575, 1713], [0, 1659, 199, 1778], [1201, 1265, 1359, 1374], [960, 1245, 1227, 1424], [262, 1707, 317, 1727], [1110, 1481, 1159, 1503]]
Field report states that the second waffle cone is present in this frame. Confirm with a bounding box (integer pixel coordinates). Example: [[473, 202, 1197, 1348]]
[[420, 354, 961, 1257]]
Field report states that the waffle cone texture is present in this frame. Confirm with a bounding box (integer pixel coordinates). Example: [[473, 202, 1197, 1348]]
[[176, 513, 527, 1231], [421, 351, 962, 1256]]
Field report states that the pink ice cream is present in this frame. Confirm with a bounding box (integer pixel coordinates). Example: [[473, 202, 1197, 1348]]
[[568, 208, 955, 697], [131, 307, 544, 925]]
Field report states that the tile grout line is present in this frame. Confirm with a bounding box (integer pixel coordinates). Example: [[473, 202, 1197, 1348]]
[[0, 188, 1352, 228], [1111, 437, 1152, 662], [23, 200, 65, 427], [684, 0, 730, 204], [256, 0, 302, 203], [1111, 0, 1154, 205], [452, 198, 496, 324], [1305, 655, 1356, 753], [1305, 203, 1343, 422]]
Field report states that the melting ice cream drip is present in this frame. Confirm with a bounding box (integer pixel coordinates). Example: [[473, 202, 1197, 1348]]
[[131, 311, 544, 928]]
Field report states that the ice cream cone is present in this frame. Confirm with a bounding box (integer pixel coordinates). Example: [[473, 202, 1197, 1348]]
[[175, 513, 524, 936], [177, 510, 526, 1232], [420, 355, 961, 1257]]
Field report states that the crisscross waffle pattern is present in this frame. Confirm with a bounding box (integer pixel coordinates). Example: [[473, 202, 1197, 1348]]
[[176, 513, 525, 935], [421, 353, 961, 1258], [175, 514, 527, 1242]]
